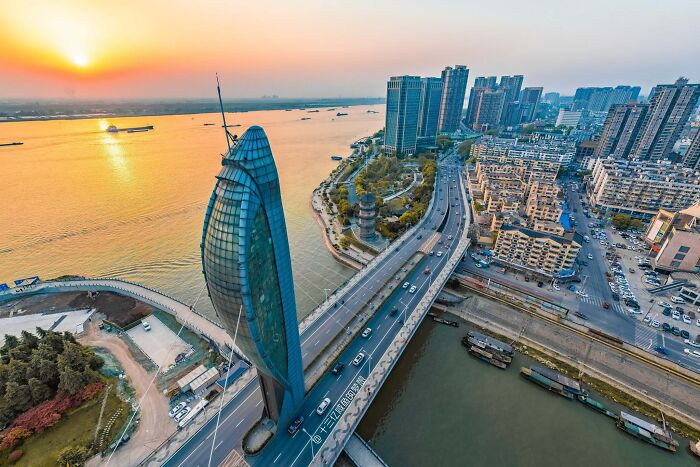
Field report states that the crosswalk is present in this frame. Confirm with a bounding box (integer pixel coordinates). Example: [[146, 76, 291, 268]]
[[577, 294, 626, 314]]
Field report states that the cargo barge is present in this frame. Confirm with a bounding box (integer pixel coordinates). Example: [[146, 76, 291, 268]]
[[616, 412, 678, 452], [466, 330, 513, 357], [520, 367, 573, 400], [576, 394, 618, 419], [331, 155, 343, 161], [106, 125, 154, 133], [531, 365, 583, 395], [468, 346, 507, 369]]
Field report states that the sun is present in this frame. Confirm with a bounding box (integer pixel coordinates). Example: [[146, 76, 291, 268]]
[[71, 54, 89, 68]]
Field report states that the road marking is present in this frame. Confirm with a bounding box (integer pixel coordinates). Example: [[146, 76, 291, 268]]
[[235, 419, 245, 428], [274, 453, 282, 464], [215, 440, 223, 450], [256, 400, 262, 407]]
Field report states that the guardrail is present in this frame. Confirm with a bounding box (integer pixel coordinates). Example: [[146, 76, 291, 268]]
[[310, 166, 471, 466]]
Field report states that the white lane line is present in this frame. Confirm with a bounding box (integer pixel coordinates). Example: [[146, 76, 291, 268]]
[[256, 400, 262, 407], [274, 452, 283, 464], [215, 440, 224, 450], [235, 419, 245, 428]]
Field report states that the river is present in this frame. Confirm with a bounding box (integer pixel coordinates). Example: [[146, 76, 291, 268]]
[[357, 320, 698, 466], [0, 106, 383, 321]]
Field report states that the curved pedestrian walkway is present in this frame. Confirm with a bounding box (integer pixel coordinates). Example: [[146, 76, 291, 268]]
[[0, 278, 243, 357]]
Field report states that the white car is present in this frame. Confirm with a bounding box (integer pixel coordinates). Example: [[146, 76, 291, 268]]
[[651, 320, 660, 328], [683, 349, 700, 358], [553, 283, 560, 291], [682, 315, 692, 324], [361, 328, 372, 338], [628, 308, 642, 315], [402, 282, 410, 289], [684, 339, 700, 348], [643, 315, 652, 323], [169, 402, 186, 417], [672, 312, 681, 320], [142, 321, 152, 331], [697, 319, 700, 327], [587, 254, 593, 260], [174, 407, 191, 421], [352, 352, 365, 366], [409, 285, 417, 294], [437, 251, 443, 257], [670, 296, 685, 304], [316, 398, 331, 415], [658, 301, 670, 308]]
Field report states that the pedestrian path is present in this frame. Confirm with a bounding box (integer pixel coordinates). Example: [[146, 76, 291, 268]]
[[578, 294, 626, 314]]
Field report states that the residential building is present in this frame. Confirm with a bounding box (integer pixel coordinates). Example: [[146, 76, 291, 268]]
[[644, 203, 700, 272], [531, 219, 566, 236], [519, 87, 543, 123], [572, 85, 640, 112], [384, 75, 422, 155], [608, 85, 641, 107], [499, 75, 524, 124], [631, 77, 700, 160], [543, 92, 560, 106], [466, 76, 497, 126], [470, 136, 574, 166], [417, 77, 444, 143], [438, 65, 469, 134], [682, 130, 700, 169], [492, 224, 582, 276], [472, 89, 506, 132], [593, 103, 649, 159], [575, 140, 597, 162], [525, 194, 563, 223], [201, 125, 304, 425], [588, 158, 700, 217], [555, 109, 582, 128], [588, 87, 613, 112]]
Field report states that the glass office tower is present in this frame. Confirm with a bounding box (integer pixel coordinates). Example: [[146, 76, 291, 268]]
[[201, 125, 304, 425]]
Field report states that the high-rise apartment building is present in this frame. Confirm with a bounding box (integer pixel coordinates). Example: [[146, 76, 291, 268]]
[[555, 109, 582, 128], [384, 75, 422, 155], [417, 77, 444, 143], [594, 103, 649, 159], [573, 85, 640, 112], [467, 76, 497, 127], [498, 75, 524, 125], [201, 126, 304, 425], [437, 65, 469, 133], [472, 90, 506, 132], [588, 87, 613, 112], [519, 87, 543, 123], [631, 78, 700, 160], [683, 130, 700, 169]]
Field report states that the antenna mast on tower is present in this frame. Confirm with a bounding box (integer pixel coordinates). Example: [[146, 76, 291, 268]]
[[216, 73, 237, 155]]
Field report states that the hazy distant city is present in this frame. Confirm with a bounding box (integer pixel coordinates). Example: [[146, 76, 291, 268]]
[[2, 1, 700, 467]]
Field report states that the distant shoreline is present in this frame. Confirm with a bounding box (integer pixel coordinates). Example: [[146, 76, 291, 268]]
[[0, 97, 384, 124]]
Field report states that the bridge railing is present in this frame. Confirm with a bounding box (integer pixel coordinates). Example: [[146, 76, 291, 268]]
[[311, 167, 471, 466]]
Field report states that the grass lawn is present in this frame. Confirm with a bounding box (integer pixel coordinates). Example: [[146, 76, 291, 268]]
[[3, 379, 129, 466]]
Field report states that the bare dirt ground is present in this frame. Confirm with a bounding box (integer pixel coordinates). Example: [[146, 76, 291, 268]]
[[80, 322, 176, 466], [2, 291, 153, 327]]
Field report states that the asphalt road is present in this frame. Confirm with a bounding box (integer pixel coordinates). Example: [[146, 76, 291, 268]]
[[164, 155, 469, 467]]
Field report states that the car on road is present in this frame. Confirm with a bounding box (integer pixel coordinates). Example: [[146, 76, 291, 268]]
[[316, 398, 332, 415], [288, 415, 304, 435], [424, 268, 431, 275], [537, 281, 544, 288], [671, 296, 685, 304], [587, 253, 593, 260], [662, 308, 672, 316], [361, 328, 372, 338], [643, 315, 652, 323], [683, 349, 700, 358], [574, 311, 588, 320], [654, 346, 669, 355], [389, 307, 399, 317], [603, 302, 610, 309], [658, 301, 670, 308], [331, 362, 345, 375], [686, 339, 700, 348], [553, 283, 560, 291], [402, 282, 410, 289], [169, 402, 186, 417], [174, 407, 191, 421], [352, 352, 365, 366], [437, 251, 443, 257], [629, 268, 635, 273], [672, 311, 681, 320], [409, 285, 417, 294], [628, 308, 642, 315], [697, 318, 700, 327]]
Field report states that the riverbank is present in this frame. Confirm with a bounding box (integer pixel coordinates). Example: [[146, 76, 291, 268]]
[[438, 293, 700, 441]]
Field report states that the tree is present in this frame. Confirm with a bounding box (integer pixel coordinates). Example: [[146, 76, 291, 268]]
[[28, 377, 52, 405], [435, 135, 452, 150], [4, 381, 32, 413], [468, 224, 481, 243], [58, 367, 86, 395], [56, 446, 89, 467], [457, 140, 473, 158], [611, 214, 632, 230]]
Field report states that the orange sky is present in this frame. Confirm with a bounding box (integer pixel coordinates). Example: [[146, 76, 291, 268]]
[[1, 0, 699, 99]]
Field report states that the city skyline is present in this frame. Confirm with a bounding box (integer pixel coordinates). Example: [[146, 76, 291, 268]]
[[2, 0, 700, 99]]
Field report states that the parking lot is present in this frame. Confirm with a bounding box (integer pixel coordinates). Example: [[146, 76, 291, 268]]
[[126, 315, 191, 368]]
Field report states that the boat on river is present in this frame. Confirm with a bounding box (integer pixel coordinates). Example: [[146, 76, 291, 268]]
[[616, 411, 678, 452], [331, 155, 343, 161], [576, 394, 618, 419], [520, 367, 573, 400]]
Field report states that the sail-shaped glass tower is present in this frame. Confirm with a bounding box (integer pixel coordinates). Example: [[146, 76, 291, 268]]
[[201, 125, 304, 425]]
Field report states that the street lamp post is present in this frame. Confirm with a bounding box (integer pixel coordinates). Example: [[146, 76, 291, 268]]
[[301, 428, 315, 458]]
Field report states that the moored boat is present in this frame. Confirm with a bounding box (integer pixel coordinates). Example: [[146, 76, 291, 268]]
[[616, 411, 678, 452], [531, 365, 583, 395], [520, 367, 573, 400], [468, 346, 507, 369], [576, 394, 618, 419]]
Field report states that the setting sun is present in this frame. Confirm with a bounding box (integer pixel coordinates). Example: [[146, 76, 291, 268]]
[[71, 54, 89, 68]]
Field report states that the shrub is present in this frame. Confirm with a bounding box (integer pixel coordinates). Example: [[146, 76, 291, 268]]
[[56, 445, 89, 466], [8, 449, 23, 463], [0, 427, 31, 451]]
